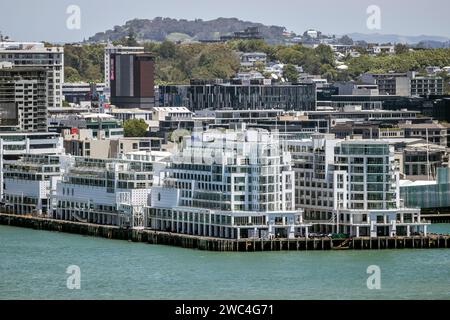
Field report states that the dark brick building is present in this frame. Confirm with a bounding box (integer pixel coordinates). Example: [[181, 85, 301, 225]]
[[110, 53, 155, 109]]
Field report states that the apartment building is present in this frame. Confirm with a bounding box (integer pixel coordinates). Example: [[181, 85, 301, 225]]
[[0, 66, 48, 132], [361, 72, 444, 97], [287, 134, 429, 237], [0, 42, 64, 107], [211, 110, 329, 134], [63, 128, 163, 159], [146, 127, 312, 239], [361, 72, 411, 96], [398, 122, 448, 147], [53, 154, 165, 228], [411, 76, 444, 96]]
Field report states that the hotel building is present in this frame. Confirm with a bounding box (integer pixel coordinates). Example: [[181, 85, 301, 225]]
[[110, 53, 156, 109], [104, 44, 144, 98], [0, 132, 64, 201], [53, 154, 166, 228], [1, 154, 69, 216]]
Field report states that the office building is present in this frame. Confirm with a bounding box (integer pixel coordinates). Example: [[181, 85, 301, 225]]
[[62, 82, 105, 104], [159, 80, 316, 111], [400, 168, 450, 209]]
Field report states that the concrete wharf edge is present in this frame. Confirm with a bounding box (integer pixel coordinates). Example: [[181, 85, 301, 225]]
[[1, 213, 449, 252]]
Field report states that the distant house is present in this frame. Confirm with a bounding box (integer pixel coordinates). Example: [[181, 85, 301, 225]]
[[368, 45, 395, 55], [425, 66, 442, 75], [239, 52, 267, 68]]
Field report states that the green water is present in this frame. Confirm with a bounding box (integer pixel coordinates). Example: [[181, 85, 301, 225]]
[[1, 224, 450, 300]]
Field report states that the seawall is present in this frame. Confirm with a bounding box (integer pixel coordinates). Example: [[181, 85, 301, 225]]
[[1, 213, 450, 252]]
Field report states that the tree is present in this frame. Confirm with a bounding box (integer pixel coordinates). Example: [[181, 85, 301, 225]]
[[126, 28, 139, 46], [339, 35, 354, 45], [395, 43, 409, 54], [283, 64, 299, 83], [64, 67, 81, 82], [315, 44, 335, 65], [123, 119, 148, 137], [159, 40, 177, 59]]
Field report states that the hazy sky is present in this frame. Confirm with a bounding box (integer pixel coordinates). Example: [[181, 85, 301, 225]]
[[1, 0, 449, 43]]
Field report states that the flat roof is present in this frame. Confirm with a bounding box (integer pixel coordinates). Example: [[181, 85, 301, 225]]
[[399, 180, 437, 187]]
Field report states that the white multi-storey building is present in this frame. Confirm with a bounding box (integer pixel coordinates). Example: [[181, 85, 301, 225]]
[[0, 132, 64, 201], [287, 134, 429, 237], [147, 126, 311, 239], [0, 42, 64, 108], [2, 154, 71, 216], [54, 154, 166, 228]]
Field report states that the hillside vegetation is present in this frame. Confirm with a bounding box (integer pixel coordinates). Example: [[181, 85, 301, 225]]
[[63, 39, 450, 87], [88, 17, 286, 44]]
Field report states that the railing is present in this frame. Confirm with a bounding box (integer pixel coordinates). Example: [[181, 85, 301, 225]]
[[71, 211, 88, 223]]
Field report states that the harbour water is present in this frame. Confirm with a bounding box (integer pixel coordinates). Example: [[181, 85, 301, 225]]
[[1, 224, 450, 300]]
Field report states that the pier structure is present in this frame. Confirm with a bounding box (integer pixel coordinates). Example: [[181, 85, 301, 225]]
[[0, 213, 448, 252]]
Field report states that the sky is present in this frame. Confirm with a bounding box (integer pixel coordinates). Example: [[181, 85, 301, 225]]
[[0, 0, 449, 43]]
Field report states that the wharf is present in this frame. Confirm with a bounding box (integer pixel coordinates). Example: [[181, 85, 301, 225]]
[[1, 213, 449, 251]]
